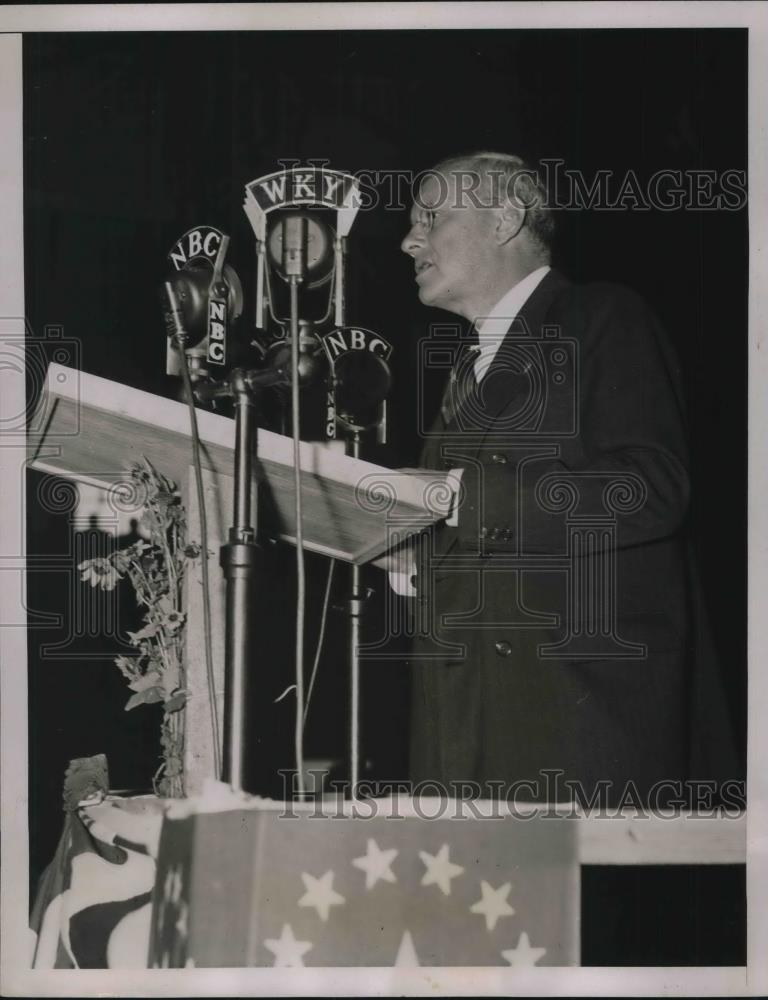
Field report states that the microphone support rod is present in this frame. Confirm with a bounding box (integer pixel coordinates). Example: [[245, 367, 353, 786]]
[[219, 368, 261, 791], [289, 276, 307, 801], [347, 430, 363, 798], [195, 365, 288, 792]]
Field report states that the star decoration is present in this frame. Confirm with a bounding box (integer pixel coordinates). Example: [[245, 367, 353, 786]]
[[263, 923, 313, 967], [298, 869, 345, 921], [352, 839, 399, 890], [419, 843, 464, 896], [501, 931, 547, 967], [394, 929, 420, 967], [469, 880, 515, 931]]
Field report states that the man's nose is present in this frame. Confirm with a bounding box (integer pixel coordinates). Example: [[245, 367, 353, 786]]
[[401, 222, 424, 257]]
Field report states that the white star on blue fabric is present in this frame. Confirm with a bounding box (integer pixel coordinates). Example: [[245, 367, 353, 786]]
[[352, 838, 399, 890], [419, 843, 464, 896], [298, 869, 345, 921], [469, 880, 515, 931], [501, 931, 547, 966], [263, 923, 313, 967], [394, 929, 420, 967]]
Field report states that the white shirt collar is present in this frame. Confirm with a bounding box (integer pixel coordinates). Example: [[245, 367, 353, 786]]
[[474, 265, 551, 381]]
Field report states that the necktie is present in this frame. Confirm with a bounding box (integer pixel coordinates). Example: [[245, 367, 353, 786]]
[[440, 328, 480, 428]]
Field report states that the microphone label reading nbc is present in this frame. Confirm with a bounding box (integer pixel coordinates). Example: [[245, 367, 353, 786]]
[[165, 225, 242, 377], [322, 327, 392, 362], [322, 327, 393, 439], [168, 226, 223, 270], [207, 297, 227, 365]]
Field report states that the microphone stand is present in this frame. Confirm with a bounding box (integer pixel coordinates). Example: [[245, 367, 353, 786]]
[[219, 370, 259, 791], [206, 219, 308, 796], [346, 427, 365, 796], [165, 216, 312, 796], [193, 366, 289, 790], [287, 273, 307, 800], [195, 214, 307, 794]]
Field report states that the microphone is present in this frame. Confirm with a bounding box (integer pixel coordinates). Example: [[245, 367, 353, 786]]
[[281, 214, 308, 280], [263, 320, 327, 388], [207, 233, 230, 366], [163, 279, 187, 346], [163, 232, 243, 383], [192, 364, 290, 402], [321, 326, 394, 440]]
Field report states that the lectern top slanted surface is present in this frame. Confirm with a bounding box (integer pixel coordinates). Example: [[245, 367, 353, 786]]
[[27, 364, 453, 564]]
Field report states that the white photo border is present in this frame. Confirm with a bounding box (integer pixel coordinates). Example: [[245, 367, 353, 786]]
[[1, 3, 765, 996]]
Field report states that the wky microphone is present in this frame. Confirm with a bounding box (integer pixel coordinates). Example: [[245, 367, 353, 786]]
[[281, 214, 308, 280]]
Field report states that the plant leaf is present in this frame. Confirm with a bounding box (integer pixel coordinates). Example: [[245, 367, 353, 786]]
[[128, 669, 162, 693], [127, 622, 162, 643], [164, 690, 187, 713], [159, 664, 180, 696], [114, 655, 140, 680], [125, 686, 164, 710]]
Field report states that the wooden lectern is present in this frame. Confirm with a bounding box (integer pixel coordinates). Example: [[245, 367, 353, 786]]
[[27, 364, 454, 793]]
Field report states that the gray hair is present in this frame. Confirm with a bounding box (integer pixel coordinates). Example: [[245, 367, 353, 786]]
[[430, 151, 555, 256]]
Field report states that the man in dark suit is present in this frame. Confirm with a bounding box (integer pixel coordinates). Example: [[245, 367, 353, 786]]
[[396, 151, 737, 807]]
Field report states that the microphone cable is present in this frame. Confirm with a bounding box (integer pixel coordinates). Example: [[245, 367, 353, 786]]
[[303, 557, 336, 727], [289, 278, 307, 798], [164, 282, 222, 781]]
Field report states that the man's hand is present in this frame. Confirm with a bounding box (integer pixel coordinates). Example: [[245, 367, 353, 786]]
[[371, 541, 415, 574], [368, 468, 433, 573], [371, 540, 418, 597]]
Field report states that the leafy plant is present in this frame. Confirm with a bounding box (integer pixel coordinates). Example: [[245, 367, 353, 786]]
[[78, 458, 200, 797]]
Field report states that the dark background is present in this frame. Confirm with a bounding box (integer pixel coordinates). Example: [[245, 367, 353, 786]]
[[24, 29, 747, 964]]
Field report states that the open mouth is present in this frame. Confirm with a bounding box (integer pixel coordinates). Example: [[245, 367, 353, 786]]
[[415, 261, 434, 278]]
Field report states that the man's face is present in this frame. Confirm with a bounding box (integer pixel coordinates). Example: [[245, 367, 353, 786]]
[[401, 171, 498, 320]]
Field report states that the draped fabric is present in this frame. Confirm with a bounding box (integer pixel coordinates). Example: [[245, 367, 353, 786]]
[[30, 796, 162, 969], [149, 800, 579, 968]]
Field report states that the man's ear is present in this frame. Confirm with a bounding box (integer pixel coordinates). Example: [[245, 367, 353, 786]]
[[495, 201, 525, 245]]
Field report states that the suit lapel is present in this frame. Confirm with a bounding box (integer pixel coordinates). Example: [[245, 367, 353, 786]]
[[447, 268, 572, 438], [424, 270, 571, 563]]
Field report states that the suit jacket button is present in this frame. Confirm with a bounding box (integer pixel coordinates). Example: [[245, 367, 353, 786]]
[[491, 453, 507, 465], [494, 640, 513, 657]]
